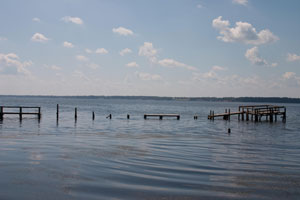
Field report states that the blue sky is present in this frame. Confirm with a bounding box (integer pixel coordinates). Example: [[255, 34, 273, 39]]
[[0, 0, 300, 97]]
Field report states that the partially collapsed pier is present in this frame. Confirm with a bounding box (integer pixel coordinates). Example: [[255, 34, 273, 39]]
[[208, 105, 286, 122]]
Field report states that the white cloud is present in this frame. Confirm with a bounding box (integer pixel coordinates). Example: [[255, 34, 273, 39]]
[[87, 63, 100, 69], [0, 53, 32, 75], [212, 16, 279, 45], [287, 53, 300, 62], [232, 0, 248, 6], [0, 37, 7, 41], [45, 65, 62, 71], [126, 62, 139, 68], [76, 55, 89, 62], [282, 72, 296, 79], [31, 33, 49, 43], [135, 71, 162, 81], [193, 65, 226, 80], [112, 26, 134, 36], [72, 70, 89, 81], [212, 65, 226, 71], [245, 46, 277, 67], [85, 48, 93, 54], [95, 48, 108, 54], [32, 17, 41, 22], [245, 47, 267, 65], [139, 42, 158, 63], [120, 48, 132, 56], [62, 16, 83, 25], [196, 4, 203, 8], [63, 41, 74, 48], [158, 59, 197, 71]]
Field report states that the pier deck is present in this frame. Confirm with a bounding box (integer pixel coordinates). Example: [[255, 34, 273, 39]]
[[0, 106, 41, 120]]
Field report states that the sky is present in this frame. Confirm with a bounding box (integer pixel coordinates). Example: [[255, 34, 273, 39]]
[[0, 0, 300, 97]]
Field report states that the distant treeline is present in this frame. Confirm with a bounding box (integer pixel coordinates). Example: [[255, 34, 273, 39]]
[[1, 95, 300, 104]]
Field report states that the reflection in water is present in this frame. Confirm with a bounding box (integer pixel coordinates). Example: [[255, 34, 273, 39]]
[[0, 97, 299, 199]]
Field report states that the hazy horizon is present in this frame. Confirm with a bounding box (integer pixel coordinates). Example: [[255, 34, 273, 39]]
[[1, 0, 300, 97]]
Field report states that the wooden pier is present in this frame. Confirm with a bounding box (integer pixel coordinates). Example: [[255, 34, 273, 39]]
[[144, 114, 180, 120], [0, 106, 41, 120], [208, 105, 286, 122]]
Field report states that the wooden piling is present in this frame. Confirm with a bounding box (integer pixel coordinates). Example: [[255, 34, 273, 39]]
[[283, 107, 286, 122], [0, 106, 3, 120], [56, 104, 59, 120], [255, 110, 258, 122], [238, 106, 240, 121], [92, 111, 95, 120], [107, 114, 112, 119], [228, 109, 230, 121], [38, 107, 41, 119], [127, 114, 130, 119], [241, 108, 244, 121], [19, 107, 22, 120], [75, 107, 77, 120]]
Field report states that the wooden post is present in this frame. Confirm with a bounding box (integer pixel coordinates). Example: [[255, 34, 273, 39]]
[[242, 108, 244, 121], [144, 115, 147, 120], [0, 106, 3, 120], [19, 107, 22, 120], [270, 108, 273, 123], [177, 115, 180, 120], [212, 111, 214, 121], [75, 107, 77, 120], [127, 114, 130, 119], [238, 106, 240, 121], [56, 104, 59, 120], [283, 107, 286, 123], [38, 107, 41, 119], [246, 108, 249, 121], [228, 109, 230, 121], [255, 110, 258, 122], [159, 116, 163, 120], [92, 112, 95, 120]]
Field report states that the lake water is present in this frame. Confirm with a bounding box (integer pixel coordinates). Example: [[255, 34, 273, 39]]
[[0, 96, 300, 200]]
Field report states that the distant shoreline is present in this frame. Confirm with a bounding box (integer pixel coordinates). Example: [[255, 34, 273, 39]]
[[1, 95, 300, 104]]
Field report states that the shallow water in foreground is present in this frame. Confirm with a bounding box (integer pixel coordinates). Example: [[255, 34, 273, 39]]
[[0, 96, 300, 199]]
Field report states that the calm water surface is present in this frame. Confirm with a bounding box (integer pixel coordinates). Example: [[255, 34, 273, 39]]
[[0, 96, 300, 199]]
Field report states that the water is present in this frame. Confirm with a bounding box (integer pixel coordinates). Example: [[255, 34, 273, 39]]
[[0, 96, 300, 200]]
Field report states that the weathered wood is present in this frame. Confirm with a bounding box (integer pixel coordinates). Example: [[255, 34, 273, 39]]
[[92, 112, 95, 120], [0, 106, 41, 119], [0, 106, 3, 120], [208, 105, 286, 123], [56, 104, 59, 120], [144, 114, 180, 120], [75, 108, 77, 120]]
